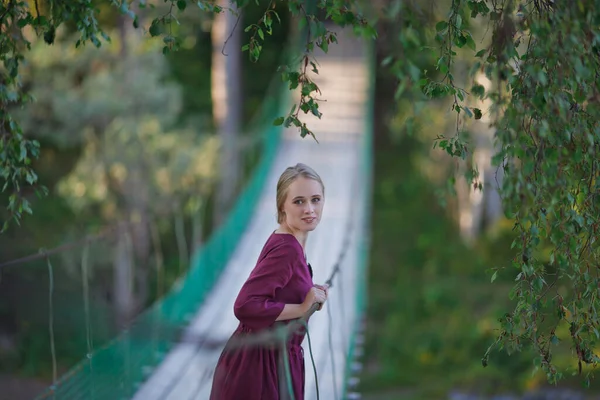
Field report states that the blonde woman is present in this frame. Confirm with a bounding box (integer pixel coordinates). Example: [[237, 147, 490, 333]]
[[210, 163, 329, 400]]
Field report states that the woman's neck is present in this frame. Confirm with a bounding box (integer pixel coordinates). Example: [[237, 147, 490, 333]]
[[276, 224, 308, 249]]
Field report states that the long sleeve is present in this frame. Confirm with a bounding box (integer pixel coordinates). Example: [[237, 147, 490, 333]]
[[233, 241, 295, 330]]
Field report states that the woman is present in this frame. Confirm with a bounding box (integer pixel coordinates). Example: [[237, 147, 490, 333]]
[[209, 163, 329, 400]]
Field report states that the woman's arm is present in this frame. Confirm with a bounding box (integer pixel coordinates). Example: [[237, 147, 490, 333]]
[[275, 285, 328, 321], [275, 303, 309, 321], [233, 242, 295, 329], [234, 240, 329, 328]]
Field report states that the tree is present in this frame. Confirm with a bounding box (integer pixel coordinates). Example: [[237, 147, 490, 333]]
[[18, 24, 219, 327], [211, 0, 242, 226], [0, 0, 361, 231], [3, 0, 600, 386]]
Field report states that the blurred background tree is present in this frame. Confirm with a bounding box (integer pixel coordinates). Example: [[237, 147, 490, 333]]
[[361, 0, 600, 398]]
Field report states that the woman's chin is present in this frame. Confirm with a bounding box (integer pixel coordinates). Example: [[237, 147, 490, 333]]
[[302, 223, 319, 232], [294, 223, 319, 233]]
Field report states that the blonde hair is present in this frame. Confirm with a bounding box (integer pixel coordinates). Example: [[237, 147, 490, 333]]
[[276, 163, 324, 224]]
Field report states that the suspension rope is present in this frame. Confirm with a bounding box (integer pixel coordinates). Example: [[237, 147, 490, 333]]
[[44, 252, 58, 398], [302, 320, 319, 400], [149, 217, 164, 369], [123, 226, 134, 398], [80, 241, 96, 399], [326, 299, 339, 400], [175, 210, 188, 274], [0, 220, 145, 270], [336, 267, 349, 368], [278, 326, 296, 400]]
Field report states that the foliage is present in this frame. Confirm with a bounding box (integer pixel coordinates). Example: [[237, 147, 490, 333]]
[[16, 28, 218, 220], [0, 0, 374, 230], [2, 0, 600, 387], [360, 0, 600, 387], [57, 117, 219, 219], [414, 0, 600, 386], [18, 33, 181, 147]]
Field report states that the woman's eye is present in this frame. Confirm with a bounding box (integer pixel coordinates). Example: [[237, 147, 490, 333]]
[[312, 198, 321, 203]]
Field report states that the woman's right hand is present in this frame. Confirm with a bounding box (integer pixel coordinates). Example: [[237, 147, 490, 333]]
[[303, 285, 328, 312]]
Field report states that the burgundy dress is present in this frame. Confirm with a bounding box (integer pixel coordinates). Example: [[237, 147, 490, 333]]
[[209, 232, 314, 400]]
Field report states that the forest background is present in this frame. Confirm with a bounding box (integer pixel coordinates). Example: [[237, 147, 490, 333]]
[[1, 0, 599, 399]]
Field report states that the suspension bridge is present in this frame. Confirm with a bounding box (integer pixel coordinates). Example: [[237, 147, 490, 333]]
[[33, 26, 373, 400]]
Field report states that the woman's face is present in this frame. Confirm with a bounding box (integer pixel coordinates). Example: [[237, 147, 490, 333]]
[[281, 176, 324, 233]]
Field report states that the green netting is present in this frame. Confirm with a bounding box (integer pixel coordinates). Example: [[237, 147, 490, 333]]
[[34, 50, 292, 400]]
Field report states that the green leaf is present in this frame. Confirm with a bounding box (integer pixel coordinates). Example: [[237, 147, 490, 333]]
[[44, 26, 56, 45], [463, 106, 472, 117], [491, 271, 498, 283], [471, 84, 485, 98], [473, 108, 482, 120], [310, 62, 318, 74], [149, 22, 161, 37], [33, 16, 48, 26], [25, 171, 37, 185], [19, 142, 27, 161], [17, 18, 30, 28], [311, 104, 322, 118], [273, 117, 284, 126], [456, 35, 467, 48], [465, 33, 476, 51], [22, 199, 32, 215], [271, 10, 281, 23], [319, 39, 329, 53], [436, 21, 448, 32], [382, 56, 393, 66], [177, 0, 187, 11]]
